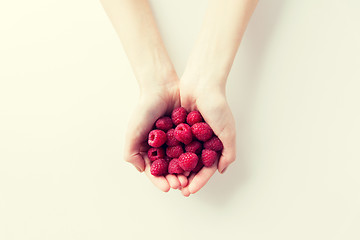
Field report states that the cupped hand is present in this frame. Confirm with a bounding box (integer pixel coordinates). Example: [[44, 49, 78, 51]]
[[123, 80, 188, 192], [179, 79, 236, 196]]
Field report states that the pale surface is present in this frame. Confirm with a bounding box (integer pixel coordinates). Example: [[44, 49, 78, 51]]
[[1, 0, 359, 239]]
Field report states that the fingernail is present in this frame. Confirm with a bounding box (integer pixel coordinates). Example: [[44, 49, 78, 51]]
[[135, 166, 143, 173], [220, 167, 228, 174]]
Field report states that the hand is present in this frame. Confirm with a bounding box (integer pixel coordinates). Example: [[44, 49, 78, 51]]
[[179, 77, 236, 196], [124, 78, 188, 192]]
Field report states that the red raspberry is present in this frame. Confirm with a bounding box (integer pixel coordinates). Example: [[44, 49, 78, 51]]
[[185, 141, 202, 155], [178, 152, 199, 171], [168, 158, 184, 174], [171, 107, 187, 125], [204, 136, 223, 152], [155, 116, 173, 131], [174, 123, 193, 145], [186, 110, 203, 126], [166, 145, 184, 158], [150, 159, 169, 176], [192, 159, 204, 173], [191, 122, 213, 142], [201, 149, 218, 167], [147, 147, 165, 162], [166, 129, 180, 147], [148, 129, 167, 147]]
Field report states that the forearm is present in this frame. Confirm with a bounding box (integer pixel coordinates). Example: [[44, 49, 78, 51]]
[[100, 0, 176, 90], [184, 0, 258, 89]]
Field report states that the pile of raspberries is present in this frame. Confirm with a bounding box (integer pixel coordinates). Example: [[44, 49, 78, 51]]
[[148, 107, 223, 176]]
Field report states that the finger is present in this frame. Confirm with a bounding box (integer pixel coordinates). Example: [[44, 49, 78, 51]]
[[165, 174, 181, 189], [183, 171, 191, 177], [217, 143, 236, 174], [144, 157, 170, 192], [177, 174, 188, 188], [187, 173, 196, 185], [124, 102, 165, 172], [187, 162, 218, 194], [217, 126, 236, 174], [181, 173, 196, 197], [126, 153, 145, 172], [181, 187, 191, 197]]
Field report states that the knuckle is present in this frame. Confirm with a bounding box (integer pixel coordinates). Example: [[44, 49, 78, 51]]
[[124, 154, 134, 163], [124, 156, 131, 163], [225, 158, 235, 165], [223, 153, 236, 165]]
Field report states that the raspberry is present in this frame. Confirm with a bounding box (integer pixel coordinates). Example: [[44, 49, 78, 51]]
[[171, 107, 187, 125], [168, 158, 184, 174], [178, 152, 199, 172], [186, 110, 203, 126], [204, 136, 223, 152], [147, 147, 165, 162], [155, 116, 173, 131], [166, 129, 180, 147], [192, 159, 204, 173], [166, 145, 184, 158], [185, 141, 202, 155], [201, 149, 218, 167], [191, 122, 213, 142], [150, 159, 169, 176], [174, 123, 193, 145], [148, 129, 167, 147]]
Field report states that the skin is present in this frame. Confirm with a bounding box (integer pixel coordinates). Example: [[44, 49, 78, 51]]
[[100, 0, 258, 196], [124, 80, 189, 191], [179, 83, 236, 195]]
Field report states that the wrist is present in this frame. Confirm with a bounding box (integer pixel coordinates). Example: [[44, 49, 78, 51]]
[[184, 56, 231, 82], [138, 66, 179, 95], [181, 67, 227, 95], [180, 73, 226, 101]]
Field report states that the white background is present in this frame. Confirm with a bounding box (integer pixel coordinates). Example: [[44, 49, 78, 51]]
[[1, 0, 359, 239]]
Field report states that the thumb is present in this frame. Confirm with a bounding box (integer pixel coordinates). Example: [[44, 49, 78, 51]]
[[126, 153, 146, 172], [123, 103, 157, 172], [217, 124, 236, 173]]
